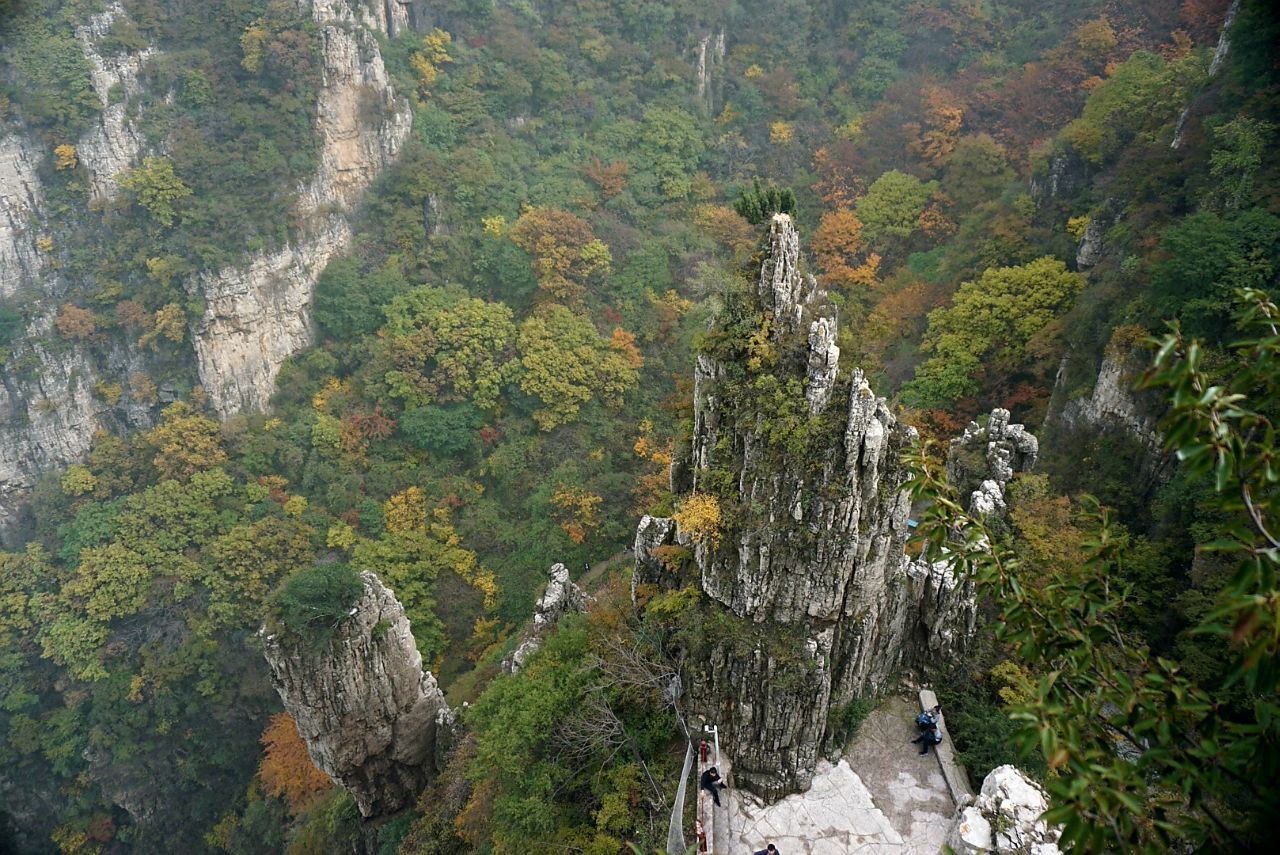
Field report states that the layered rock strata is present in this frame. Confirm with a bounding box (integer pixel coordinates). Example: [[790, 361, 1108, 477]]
[[503, 563, 589, 673], [262, 571, 454, 817], [635, 215, 1032, 799]]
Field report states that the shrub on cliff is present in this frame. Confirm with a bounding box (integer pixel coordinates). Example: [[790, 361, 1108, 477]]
[[266, 563, 365, 644]]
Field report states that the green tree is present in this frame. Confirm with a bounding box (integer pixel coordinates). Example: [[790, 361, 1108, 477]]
[[266, 563, 365, 643], [1208, 116, 1275, 212], [1150, 209, 1280, 340], [382, 286, 521, 411], [855, 170, 936, 247], [905, 256, 1085, 406], [118, 157, 193, 227], [634, 105, 704, 200], [733, 178, 796, 225]]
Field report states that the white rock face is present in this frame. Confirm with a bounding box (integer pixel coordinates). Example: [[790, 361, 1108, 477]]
[[806, 316, 840, 415], [695, 29, 726, 109], [75, 2, 154, 201], [0, 315, 104, 532], [262, 571, 454, 818], [192, 0, 413, 417], [0, 133, 47, 299], [1058, 350, 1163, 455], [193, 218, 350, 417], [946, 765, 1062, 855]]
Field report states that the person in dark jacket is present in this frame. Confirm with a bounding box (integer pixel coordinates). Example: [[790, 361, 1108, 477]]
[[753, 845, 780, 855], [912, 725, 943, 755], [700, 766, 727, 806], [915, 704, 941, 730]]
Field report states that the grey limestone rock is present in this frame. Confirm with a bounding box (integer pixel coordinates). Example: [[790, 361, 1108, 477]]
[[75, 2, 154, 202], [262, 571, 452, 817], [946, 765, 1062, 855], [634, 214, 989, 799], [947, 408, 1038, 516], [503, 563, 589, 673], [0, 132, 47, 299]]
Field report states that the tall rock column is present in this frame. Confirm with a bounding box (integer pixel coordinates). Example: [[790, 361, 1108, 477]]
[[262, 571, 454, 817], [636, 215, 1028, 799]]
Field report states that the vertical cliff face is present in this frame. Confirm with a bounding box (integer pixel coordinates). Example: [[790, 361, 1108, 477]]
[[192, 0, 413, 418], [0, 133, 48, 299], [636, 215, 1030, 799], [263, 571, 455, 818], [75, 2, 155, 202]]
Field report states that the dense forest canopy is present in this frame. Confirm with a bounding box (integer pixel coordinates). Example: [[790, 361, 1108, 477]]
[[1, 0, 1278, 852]]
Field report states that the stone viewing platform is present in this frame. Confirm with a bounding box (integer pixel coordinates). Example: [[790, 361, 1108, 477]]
[[723, 695, 957, 853]]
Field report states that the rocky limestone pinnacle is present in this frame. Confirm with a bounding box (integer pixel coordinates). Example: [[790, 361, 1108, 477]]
[[503, 563, 589, 673], [947, 407, 1039, 516], [262, 571, 453, 817], [635, 215, 1035, 800]]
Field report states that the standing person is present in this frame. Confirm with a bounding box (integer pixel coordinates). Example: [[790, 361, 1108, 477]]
[[700, 766, 727, 806], [911, 725, 943, 755], [754, 845, 781, 855]]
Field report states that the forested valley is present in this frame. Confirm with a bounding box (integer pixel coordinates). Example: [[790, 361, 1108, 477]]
[[0, 1, 1278, 853]]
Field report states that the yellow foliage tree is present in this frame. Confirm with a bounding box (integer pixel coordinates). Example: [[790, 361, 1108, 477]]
[[673, 493, 721, 546], [411, 29, 453, 99], [137, 303, 186, 350], [552, 485, 603, 544], [769, 120, 795, 145], [384, 486, 429, 534], [54, 144, 77, 170], [146, 402, 227, 480]]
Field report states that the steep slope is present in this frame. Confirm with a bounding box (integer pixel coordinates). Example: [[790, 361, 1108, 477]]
[[0, 0, 411, 539]]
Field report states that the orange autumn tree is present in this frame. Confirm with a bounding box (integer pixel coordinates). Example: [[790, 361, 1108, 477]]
[[551, 485, 603, 544], [584, 158, 629, 199], [509, 207, 612, 304], [632, 418, 673, 514], [917, 86, 964, 166], [810, 208, 881, 293], [258, 713, 332, 815]]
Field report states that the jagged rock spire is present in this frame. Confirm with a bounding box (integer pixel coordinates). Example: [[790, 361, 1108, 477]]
[[503, 563, 589, 673], [635, 215, 1036, 800], [262, 571, 455, 817]]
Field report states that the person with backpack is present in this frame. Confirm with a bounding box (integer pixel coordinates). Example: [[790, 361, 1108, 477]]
[[912, 724, 944, 755]]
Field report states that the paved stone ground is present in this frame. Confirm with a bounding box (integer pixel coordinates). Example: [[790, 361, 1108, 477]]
[[724, 695, 954, 854]]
